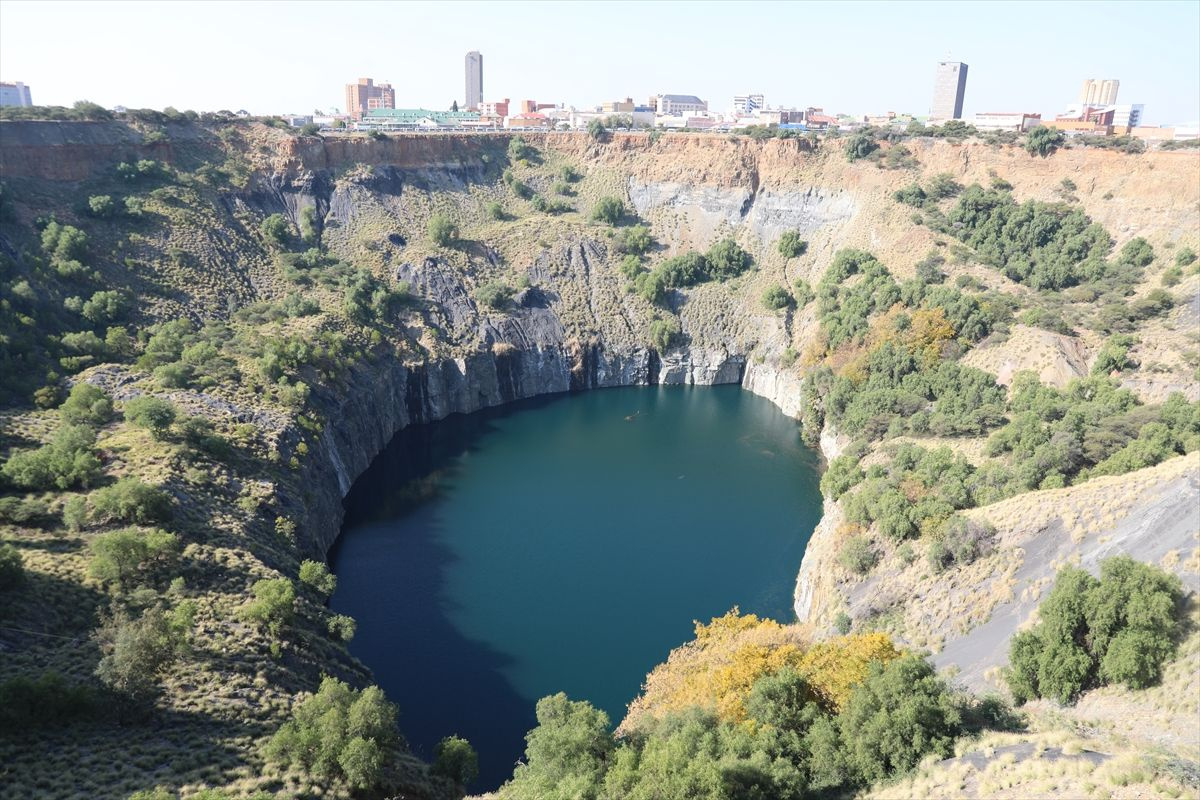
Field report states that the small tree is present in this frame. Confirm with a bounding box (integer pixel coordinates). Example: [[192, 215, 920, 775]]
[[87, 195, 116, 218], [587, 118, 607, 140], [88, 527, 179, 588], [705, 238, 752, 280], [265, 677, 398, 789], [475, 280, 514, 310], [240, 577, 295, 637], [93, 604, 190, 702], [616, 224, 652, 255], [838, 536, 878, 576], [89, 478, 173, 525], [299, 122, 320, 136], [649, 317, 681, 352], [844, 133, 879, 162], [260, 213, 291, 247], [433, 736, 479, 786], [124, 396, 178, 439], [1025, 126, 1066, 158], [428, 213, 457, 247], [59, 383, 113, 425], [298, 559, 337, 598], [591, 196, 625, 225], [761, 285, 793, 310], [777, 231, 809, 258]]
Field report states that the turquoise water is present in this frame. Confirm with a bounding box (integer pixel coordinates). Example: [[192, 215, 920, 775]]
[[329, 385, 822, 789]]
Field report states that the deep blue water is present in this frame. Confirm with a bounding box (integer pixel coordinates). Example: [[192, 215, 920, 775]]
[[329, 385, 822, 790]]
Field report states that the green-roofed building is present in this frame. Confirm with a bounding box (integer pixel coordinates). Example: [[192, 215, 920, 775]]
[[357, 108, 488, 130]]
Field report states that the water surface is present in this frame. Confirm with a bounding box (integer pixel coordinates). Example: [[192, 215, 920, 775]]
[[330, 385, 822, 789]]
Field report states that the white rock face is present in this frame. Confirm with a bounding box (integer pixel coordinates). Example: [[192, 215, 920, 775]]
[[628, 178, 857, 247]]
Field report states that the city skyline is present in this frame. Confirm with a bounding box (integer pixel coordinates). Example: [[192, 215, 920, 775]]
[[1, 0, 1198, 125]]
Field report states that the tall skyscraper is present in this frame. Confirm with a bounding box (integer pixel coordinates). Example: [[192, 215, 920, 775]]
[[931, 61, 968, 120], [1078, 79, 1119, 106], [344, 78, 395, 120], [465, 51, 483, 110]]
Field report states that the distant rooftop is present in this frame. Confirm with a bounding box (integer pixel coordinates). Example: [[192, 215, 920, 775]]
[[659, 94, 704, 104]]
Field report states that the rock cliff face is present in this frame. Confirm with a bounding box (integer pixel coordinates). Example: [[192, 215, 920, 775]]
[[300, 339, 758, 556]]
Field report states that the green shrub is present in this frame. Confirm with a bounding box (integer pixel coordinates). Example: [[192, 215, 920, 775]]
[[500, 693, 612, 798], [87, 194, 116, 218], [90, 478, 173, 525], [834, 655, 961, 784], [762, 285, 793, 310], [59, 383, 113, 425], [240, 577, 295, 636], [433, 736, 479, 786], [486, 201, 505, 220], [1092, 334, 1138, 375], [123, 395, 177, 439], [619, 254, 644, 280], [656, 251, 709, 288], [838, 535, 878, 575], [264, 678, 398, 790], [260, 213, 291, 247], [705, 238, 752, 280], [475, 280, 514, 310], [507, 135, 535, 162], [1, 423, 102, 490], [648, 317, 681, 352], [88, 527, 179, 588], [927, 517, 995, 572], [327, 613, 357, 642], [0, 543, 25, 590], [844, 133, 879, 162], [428, 213, 457, 246], [792, 279, 814, 306], [778, 231, 809, 258], [1025, 126, 1065, 157], [1174, 246, 1196, 267], [1005, 556, 1182, 704], [510, 178, 533, 199], [591, 196, 625, 225], [820, 455, 864, 499], [634, 270, 667, 306], [615, 224, 652, 255], [298, 559, 337, 598]]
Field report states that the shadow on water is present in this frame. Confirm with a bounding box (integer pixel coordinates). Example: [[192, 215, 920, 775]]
[[330, 393, 570, 790]]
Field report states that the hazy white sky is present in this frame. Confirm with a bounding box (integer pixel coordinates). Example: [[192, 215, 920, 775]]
[[1, 0, 1198, 124]]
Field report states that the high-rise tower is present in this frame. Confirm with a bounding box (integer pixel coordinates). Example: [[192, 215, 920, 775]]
[[465, 51, 483, 110], [931, 61, 968, 120], [1078, 78, 1119, 106]]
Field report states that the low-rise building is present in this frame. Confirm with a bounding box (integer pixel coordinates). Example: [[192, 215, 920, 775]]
[[0, 81, 33, 107], [972, 112, 1043, 132], [358, 108, 482, 130], [601, 98, 636, 114], [480, 98, 510, 117], [505, 112, 552, 129], [654, 94, 708, 116]]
